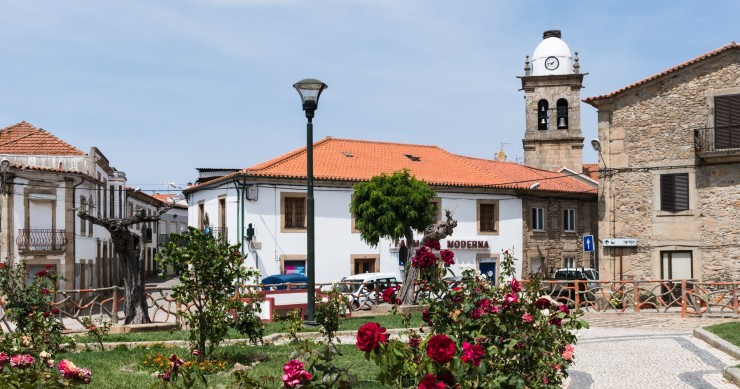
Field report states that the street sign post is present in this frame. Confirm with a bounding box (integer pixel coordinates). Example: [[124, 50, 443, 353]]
[[583, 235, 594, 252], [602, 238, 637, 247]]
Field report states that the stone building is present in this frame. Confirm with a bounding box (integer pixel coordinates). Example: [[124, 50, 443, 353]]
[[519, 31, 598, 276], [584, 42, 740, 281]]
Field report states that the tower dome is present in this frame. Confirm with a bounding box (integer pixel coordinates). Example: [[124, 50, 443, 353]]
[[531, 30, 574, 76]]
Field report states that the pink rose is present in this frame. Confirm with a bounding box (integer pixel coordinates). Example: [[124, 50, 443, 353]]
[[562, 344, 575, 361], [461, 342, 485, 367], [522, 313, 533, 323], [509, 278, 521, 293], [282, 359, 312, 388]]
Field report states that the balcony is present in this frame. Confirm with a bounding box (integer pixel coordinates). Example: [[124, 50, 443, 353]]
[[16, 229, 69, 254], [694, 126, 740, 163]]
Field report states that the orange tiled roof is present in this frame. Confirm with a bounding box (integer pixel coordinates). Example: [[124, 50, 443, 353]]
[[0, 122, 85, 156], [584, 42, 739, 107], [193, 137, 595, 194], [581, 163, 599, 181]]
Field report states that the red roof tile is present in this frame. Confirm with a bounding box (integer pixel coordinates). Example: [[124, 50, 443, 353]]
[[191, 137, 595, 194], [581, 163, 599, 181], [584, 42, 739, 107], [0, 122, 85, 156]]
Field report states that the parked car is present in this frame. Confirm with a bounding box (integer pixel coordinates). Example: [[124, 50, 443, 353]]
[[261, 274, 308, 290], [546, 267, 599, 301], [335, 272, 399, 309]]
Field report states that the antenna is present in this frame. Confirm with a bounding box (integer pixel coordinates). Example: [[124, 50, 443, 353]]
[[496, 143, 512, 162]]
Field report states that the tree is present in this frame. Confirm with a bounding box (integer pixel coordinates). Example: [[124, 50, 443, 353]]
[[156, 227, 262, 359], [77, 204, 171, 324], [349, 169, 437, 305]]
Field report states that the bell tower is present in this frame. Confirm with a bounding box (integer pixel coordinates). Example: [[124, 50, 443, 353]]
[[520, 30, 585, 172]]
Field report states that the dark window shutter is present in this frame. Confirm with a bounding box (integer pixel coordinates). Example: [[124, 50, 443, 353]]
[[673, 174, 689, 210], [714, 94, 740, 149], [660, 174, 689, 211], [285, 198, 293, 227]]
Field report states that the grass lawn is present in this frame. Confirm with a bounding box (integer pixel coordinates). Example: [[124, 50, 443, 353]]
[[55, 313, 419, 388], [704, 322, 740, 347], [58, 341, 392, 388], [68, 312, 422, 344]]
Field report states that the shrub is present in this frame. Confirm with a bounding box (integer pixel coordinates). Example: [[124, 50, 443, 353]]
[[0, 262, 65, 353], [358, 243, 589, 388]]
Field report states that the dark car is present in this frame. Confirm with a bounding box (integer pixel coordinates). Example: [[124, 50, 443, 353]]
[[261, 274, 308, 290]]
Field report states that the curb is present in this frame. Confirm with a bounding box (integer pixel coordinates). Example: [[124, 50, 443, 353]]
[[693, 327, 740, 385]]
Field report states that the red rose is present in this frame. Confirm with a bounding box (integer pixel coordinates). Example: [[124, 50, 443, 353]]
[[426, 334, 456, 364], [45, 264, 54, 269], [425, 239, 441, 251], [36, 270, 48, 277], [356, 322, 388, 352], [509, 278, 521, 293], [43, 311, 50, 318], [439, 250, 454, 266], [51, 308, 60, 314], [535, 297, 551, 310], [418, 373, 446, 389]]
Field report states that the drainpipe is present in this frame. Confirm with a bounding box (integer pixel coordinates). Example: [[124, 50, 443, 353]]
[[232, 177, 248, 258]]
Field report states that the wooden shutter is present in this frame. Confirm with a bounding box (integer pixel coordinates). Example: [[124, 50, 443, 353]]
[[480, 204, 496, 231], [715, 94, 740, 149]]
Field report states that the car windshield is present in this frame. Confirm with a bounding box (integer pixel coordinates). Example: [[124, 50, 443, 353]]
[[336, 280, 362, 294]]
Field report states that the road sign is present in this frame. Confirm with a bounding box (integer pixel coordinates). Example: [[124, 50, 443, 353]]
[[583, 235, 595, 252], [602, 238, 637, 247]]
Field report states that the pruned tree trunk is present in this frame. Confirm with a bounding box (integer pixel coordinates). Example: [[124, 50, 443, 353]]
[[78, 205, 172, 324], [397, 210, 458, 305]]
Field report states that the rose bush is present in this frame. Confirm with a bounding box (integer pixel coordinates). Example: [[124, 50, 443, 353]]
[[357, 241, 588, 388]]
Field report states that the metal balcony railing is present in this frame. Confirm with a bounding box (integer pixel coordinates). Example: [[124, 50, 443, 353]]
[[16, 229, 69, 252], [694, 126, 740, 161]]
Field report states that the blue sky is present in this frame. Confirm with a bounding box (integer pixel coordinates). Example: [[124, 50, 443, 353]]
[[0, 1, 738, 192]]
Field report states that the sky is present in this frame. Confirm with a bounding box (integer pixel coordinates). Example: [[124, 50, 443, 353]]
[[0, 1, 738, 193]]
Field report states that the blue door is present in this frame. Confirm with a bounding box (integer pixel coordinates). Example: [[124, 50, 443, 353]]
[[479, 261, 496, 283]]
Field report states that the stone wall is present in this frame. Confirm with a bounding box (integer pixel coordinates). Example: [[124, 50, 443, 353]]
[[594, 50, 740, 281], [521, 195, 598, 277]]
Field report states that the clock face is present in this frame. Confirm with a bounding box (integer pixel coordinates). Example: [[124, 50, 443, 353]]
[[545, 56, 559, 70]]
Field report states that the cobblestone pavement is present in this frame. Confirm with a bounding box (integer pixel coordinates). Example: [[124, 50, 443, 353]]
[[565, 312, 739, 388]]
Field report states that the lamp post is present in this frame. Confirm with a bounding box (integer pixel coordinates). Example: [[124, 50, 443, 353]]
[[0, 158, 9, 263], [293, 78, 327, 324]]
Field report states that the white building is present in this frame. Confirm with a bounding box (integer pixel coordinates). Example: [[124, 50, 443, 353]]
[[184, 137, 596, 283], [0, 122, 128, 289]]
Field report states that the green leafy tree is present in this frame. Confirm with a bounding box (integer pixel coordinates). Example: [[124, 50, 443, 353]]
[[349, 169, 437, 304], [156, 227, 262, 359]]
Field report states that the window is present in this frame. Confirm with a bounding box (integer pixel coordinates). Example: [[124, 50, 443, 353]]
[[283, 259, 306, 275], [660, 173, 689, 211], [198, 203, 205, 229], [80, 197, 87, 234], [563, 257, 575, 268], [477, 200, 499, 234], [537, 100, 549, 131], [661, 251, 692, 279], [109, 185, 114, 218], [556, 99, 569, 129], [351, 255, 379, 275], [282, 194, 306, 230], [714, 94, 740, 149], [532, 207, 544, 231], [563, 209, 576, 232], [430, 199, 441, 223]]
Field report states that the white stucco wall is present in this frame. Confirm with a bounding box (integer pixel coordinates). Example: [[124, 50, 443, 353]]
[[188, 182, 525, 283]]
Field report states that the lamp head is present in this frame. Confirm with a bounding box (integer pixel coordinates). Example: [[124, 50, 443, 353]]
[[590, 139, 602, 152], [529, 182, 541, 190], [0, 158, 9, 173], [293, 78, 327, 119]]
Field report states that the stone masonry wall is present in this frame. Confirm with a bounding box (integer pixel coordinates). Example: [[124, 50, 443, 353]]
[[596, 51, 740, 281]]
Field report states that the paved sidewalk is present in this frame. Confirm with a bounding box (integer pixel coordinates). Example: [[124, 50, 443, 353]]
[[565, 312, 739, 388]]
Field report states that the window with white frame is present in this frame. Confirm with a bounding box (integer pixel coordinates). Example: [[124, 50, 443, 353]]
[[563, 209, 576, 232], [563, 257, 575, 268], [532, 207, 544, 231]]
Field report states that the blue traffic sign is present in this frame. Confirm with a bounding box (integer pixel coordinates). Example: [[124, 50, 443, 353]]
[[583, 235, 595, 252]]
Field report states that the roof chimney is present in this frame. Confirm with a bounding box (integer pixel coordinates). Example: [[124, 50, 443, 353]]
[[543, 30, 561, 39]]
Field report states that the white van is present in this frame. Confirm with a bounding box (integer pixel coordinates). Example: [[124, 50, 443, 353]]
[[335, 272, 399, 309]]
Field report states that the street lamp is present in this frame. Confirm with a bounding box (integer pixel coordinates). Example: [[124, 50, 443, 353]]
[[293, 78, 327, 324]]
